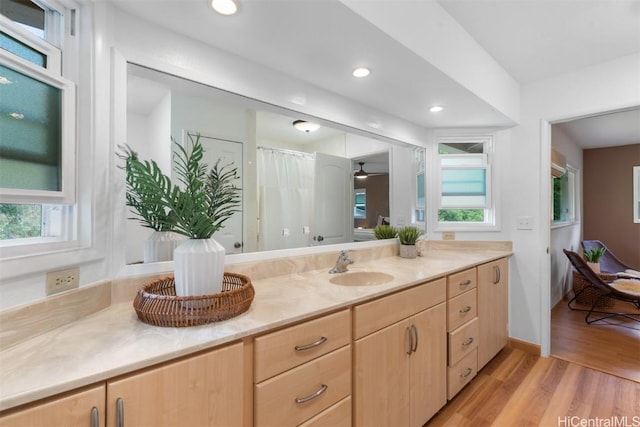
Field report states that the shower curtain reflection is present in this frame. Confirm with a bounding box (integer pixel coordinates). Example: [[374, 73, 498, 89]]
[[257, 147, 315, 251]]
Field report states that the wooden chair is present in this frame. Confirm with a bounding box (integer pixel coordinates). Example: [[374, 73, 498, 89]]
[[563, 249, 640, 324], [581, 240, 637, 274]]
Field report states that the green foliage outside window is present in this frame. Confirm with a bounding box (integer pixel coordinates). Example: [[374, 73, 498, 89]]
[[0, 204, 41, 239], [438, 209, 484, 222]]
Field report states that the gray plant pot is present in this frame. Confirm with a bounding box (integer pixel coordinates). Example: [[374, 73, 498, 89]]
[[399, 244, 417, 259]]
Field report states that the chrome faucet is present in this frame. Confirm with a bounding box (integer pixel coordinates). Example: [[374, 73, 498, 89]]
[[329, 250, 354, 274]]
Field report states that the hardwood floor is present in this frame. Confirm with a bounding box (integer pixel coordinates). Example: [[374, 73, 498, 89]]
[[426, 346, 640, 426], [427, 300, 640, 426], [551, 299, 640, 382]]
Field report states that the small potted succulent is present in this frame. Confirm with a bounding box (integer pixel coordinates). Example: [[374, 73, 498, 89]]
[[397, 226, 423, 259], [373, 224, 398, 240], [584, 247, 606, 274]]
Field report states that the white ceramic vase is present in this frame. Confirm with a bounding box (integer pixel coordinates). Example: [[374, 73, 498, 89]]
[[399, 244, 417, 259], [174, 238, 226, 296], [143, 231, 186, 263]]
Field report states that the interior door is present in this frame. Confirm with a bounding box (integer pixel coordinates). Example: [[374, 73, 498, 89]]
[[313, 152, 353, 246], [190, 132, 244, 254]]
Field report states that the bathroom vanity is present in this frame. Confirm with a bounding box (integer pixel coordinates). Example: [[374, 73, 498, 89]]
[[0, 241, 511, 426]]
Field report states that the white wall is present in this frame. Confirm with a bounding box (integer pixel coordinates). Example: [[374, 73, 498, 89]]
[[509, 53, 640, 351], [549, 126, 583, 307]]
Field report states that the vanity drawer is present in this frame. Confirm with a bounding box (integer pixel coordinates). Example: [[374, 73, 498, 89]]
[[448, 317, 478, 366], [254, 346, 351, 427], [255, 309, 350, 382], [353, 278, 446, 340], [447, 268, 477, 299], [447, 288, 477, 332], [298, 396, 351, 427], [447, 348, 477, 399]]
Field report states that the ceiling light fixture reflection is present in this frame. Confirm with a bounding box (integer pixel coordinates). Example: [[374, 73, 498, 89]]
[[429, 105, 444, 113], [211, 0, 238, 15], [354, 162, 368, 179], [9, 112, 24, 120], [0, 76, 12, 85], [352, 67, 370, 78], [293, 120, 320, 133]]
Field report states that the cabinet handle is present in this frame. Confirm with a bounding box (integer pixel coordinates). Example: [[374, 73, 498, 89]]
[[459, 306, 472, 314], [90, 407, 99, 427], [460, 279, 472, 287], [294, 336, 327, 351], [493, 265, 501, 284], [462, 337, 474, 347], [460, 367, 473, 378], [410, 324, 419, 353], [406, 326, 413, 355], [295, 384, 328, 404], [116, 398, 124, 427]]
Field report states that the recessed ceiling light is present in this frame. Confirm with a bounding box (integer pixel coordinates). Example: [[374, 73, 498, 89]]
[[211, 0, 237, 15], [429, 105, 444, 113], [293, 120, 320, 133], [352, 67, 370, 78]]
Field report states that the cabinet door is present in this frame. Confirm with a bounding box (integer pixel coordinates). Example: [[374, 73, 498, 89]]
[[106, 342, 244, 427], [477, 258, 509, 368], [409, 302, 447, 426], [0, 384, 105, 427], [353, 320, 410, 427]]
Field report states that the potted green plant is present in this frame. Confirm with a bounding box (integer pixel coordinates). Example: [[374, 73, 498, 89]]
[[397, 226, 423, 259], [373, 224, 397, 240], [584, 247, 606, 274], [119, 133, 241, 295], [118, 146, 186, 263]]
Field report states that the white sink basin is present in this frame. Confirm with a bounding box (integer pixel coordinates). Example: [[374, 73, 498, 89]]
[[329, 271, 394, 286]]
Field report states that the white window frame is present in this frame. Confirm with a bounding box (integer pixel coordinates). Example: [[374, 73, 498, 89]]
[[413, 146, 426, 226], [551, 164, 579, 228], [0, 0, 89, 274], [0, 49, 76, 205], [431, 134, 499, 232]]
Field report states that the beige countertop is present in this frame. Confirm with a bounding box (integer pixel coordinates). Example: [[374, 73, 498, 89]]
[[0, 247, 510, 411]]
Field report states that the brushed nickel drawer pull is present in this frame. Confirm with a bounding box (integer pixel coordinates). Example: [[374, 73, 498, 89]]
[[494, 265, 501, 284], [460, 279, 472, 287], [116, 398, 124, 427], [461, 367, 473, 378], [295, 336, 327, 351], [406, 326, 413, 355], [459, 306, 472, 314], [295, 384, 328, 404], [410, 324, 419, 353], [462, 337, 474, 347], [91, 407, 99, 427]]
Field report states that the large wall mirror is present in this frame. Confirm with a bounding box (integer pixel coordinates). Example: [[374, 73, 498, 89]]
[[124, 63, 419, 265]]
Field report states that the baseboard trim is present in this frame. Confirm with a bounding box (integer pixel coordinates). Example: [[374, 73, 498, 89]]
[[508, 337, 541, 355]]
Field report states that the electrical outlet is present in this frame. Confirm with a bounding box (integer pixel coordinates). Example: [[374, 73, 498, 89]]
[[46, 267, 80, 295], [442, 231, 455, 241]]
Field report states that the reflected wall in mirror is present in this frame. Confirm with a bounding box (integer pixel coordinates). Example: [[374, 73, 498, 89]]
[[125, 63, 417, 264]]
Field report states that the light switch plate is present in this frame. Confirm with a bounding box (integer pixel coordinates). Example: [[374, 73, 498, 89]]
[[516, 216, 533, 230]]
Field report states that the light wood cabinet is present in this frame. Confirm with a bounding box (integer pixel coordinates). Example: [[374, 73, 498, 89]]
[[254, 310, 351, 427], [106, 342, 245, 427], [446, 267, 478, 399], [477, 257, 509, 369], [0, 384, 105, 427], [352, 279, 447, 427]]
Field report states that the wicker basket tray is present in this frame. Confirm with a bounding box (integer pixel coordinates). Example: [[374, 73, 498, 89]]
[[133, 272, 255, 327], [572, 271, 615, 308]]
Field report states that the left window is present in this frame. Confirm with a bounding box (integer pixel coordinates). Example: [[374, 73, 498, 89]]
[[0, 0, 76, 245]]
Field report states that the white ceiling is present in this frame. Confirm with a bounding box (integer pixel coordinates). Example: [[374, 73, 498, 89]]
[[554, 108, 640, 149], [116, 0, 640, 149]]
